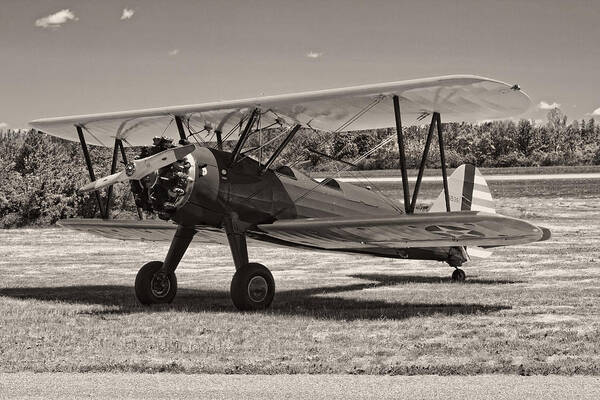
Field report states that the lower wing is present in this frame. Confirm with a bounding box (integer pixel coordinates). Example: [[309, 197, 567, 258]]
[[255, 212, 550, 250], [58, 212, 550, 252], [58, 219, 228, 244]]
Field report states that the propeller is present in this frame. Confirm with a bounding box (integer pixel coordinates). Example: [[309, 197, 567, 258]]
[[79, 143, 196, 193]]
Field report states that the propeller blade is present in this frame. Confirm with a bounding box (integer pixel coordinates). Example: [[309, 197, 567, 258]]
[[126, 144, 196, 180], [78, 143, 196, 193], [79, 171, 126, 193]]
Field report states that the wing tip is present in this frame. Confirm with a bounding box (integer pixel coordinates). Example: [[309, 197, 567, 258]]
[[539, 227, 552, 241]]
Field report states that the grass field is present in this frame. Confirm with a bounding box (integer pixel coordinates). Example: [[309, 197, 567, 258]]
[[367, 177, 600, 202], [1, 179, 600, 375]]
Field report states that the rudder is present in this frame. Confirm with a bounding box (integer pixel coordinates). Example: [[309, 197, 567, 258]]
[[429, 164, 495, 213], [429, 164, 495, 259]]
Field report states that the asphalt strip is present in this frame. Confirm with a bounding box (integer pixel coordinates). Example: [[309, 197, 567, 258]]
[[1, 374, 599, 400]]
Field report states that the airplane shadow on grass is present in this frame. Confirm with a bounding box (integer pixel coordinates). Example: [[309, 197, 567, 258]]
[[0, 273, 514, 321]]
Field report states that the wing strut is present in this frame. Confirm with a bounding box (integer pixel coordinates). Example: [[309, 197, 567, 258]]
[[230, 108, 259, 165], [77, 126, 106, 219], [409, 114, 436, 212], [76, 126, 141, 220], [215, 130, 223, 150], [174, 115, 187, 142], [391, 99, 451, 213], [115, 140, 144, 220], [393, 95, 411, 213], [259, 124, 301, 174], [436, 112, 451, 211], [105, 138, 122, 218]]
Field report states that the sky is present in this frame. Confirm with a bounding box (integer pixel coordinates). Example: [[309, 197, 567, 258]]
[[1, 0, 599, 130]]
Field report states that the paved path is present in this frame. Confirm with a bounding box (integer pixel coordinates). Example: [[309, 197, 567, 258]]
[[1, 374, 599, 399], [322, 172, 600, 183]]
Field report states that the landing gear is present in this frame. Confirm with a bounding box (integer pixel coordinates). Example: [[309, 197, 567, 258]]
[[448, 247, 467, 282], [451, 268, 466, 282], [230, 263, 275, 311], [224, 214, 276, 311], [135, 261, 177, 304], [134, 225, 195, 306]]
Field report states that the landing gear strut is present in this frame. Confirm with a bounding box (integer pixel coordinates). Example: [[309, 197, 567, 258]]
[[225, 214, 275, 311], [448, 247, 467, 282], [135, 225, 195, 305]]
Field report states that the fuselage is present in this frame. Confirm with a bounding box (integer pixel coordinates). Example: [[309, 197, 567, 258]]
[[173, 146, 400, 225], [163, 145, 458, 263]]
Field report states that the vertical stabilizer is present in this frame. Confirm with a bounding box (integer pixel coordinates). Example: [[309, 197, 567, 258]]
[[429, 164, 495, 213], [429, 164, 495, 259]]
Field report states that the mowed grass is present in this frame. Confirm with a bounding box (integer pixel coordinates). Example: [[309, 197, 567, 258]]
[[369, 178, 600, 204], [1, 185, 600, 375]]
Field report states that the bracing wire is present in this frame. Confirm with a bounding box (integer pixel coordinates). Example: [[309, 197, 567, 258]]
[[161, 118, 174, 137], [222, 113, 247, 142], [290, 134, 403, 214], [333, 95, 385, 133], [230, 96, 406, 213], [237, 129, 289, 163]]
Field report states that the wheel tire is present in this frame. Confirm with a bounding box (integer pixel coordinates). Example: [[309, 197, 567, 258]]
[[230, 263, 275, 311], [451, 268, 466, 282], [135, 261, 177, 305]]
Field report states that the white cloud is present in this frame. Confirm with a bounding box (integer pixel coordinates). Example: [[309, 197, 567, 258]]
[[0, 122, 8, 129], [121, 8, 135, 20], [168, 49, 180, 56], [591, 107, 600, 116], [538, 101, 561, 110], [306, 51, 323, 59], [35, 9, 78, 29]]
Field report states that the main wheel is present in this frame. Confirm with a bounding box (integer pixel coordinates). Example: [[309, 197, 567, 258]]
[[451, 268, 466, 282], [230, 263, 275, 311], [135, 261, 177, 305]]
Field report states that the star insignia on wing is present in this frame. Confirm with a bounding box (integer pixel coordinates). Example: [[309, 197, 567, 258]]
[[425, 225, 485, 240]]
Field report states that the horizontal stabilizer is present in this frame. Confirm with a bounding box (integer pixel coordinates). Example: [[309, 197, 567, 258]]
[[466, 246, 494, 258]]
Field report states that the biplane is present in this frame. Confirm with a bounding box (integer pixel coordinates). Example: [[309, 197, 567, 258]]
[[30, 75, 550, 311]]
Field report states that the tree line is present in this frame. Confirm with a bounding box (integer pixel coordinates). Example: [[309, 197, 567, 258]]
[[1, 109, 598, 228]]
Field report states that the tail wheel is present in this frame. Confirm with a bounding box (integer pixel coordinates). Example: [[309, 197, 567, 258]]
[[451, 268, 466, 282], [230, 263, 275, 311], [135, 261, 177, 305]]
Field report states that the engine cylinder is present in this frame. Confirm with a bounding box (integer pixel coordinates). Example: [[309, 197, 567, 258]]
[[131, 138, 195, 219]]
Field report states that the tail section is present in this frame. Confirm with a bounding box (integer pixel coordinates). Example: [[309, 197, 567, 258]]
[[429, 164, 495, 214], [429, 164, 495, 259]]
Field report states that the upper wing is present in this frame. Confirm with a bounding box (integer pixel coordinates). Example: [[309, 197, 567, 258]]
[[255, 212, 549, 250], [30, 75, 531, 147]]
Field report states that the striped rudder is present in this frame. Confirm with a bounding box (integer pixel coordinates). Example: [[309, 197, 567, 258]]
[[429, 164, 495, 258], [430, 164, 495, 213]]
